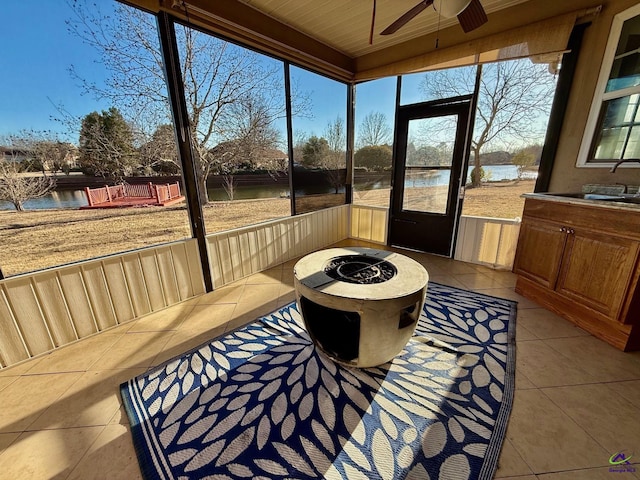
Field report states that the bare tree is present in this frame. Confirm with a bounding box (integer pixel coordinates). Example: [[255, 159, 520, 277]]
[[0, 159, 55, 211], [420, 60, 556, 187], [222, 175, 237, 201], [324, 116, 346, 153], [138, 124, 180, 175], [292, 131, 310, 168], [210, 95, 284, 176], [322, 117, 347, 194], [67, 1, 311, 204], [357, 112, 392, 147]]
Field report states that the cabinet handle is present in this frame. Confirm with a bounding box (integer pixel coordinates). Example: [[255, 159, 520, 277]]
[[568, 228, 575, 235], [560, 227, 566, 232]]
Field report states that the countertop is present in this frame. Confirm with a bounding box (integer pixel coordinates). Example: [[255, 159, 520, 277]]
[[523, 192, 640, 212]]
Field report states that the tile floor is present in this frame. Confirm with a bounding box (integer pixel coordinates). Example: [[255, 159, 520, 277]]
[[0, 239, 639, 479]]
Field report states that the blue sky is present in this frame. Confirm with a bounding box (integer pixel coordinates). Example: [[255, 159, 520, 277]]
[[0, 1, 550, 150], [0, 1, 112, 139], [0, 0, 398, 145]]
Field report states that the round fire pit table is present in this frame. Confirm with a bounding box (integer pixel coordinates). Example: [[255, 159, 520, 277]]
[[294, 247, 428, 368]]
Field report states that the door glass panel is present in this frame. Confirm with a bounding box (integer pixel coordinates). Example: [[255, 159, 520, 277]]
[[402, 115, 457, 214]]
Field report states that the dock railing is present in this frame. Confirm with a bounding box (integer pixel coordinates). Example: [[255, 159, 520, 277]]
[[83, 182, 182, 207], [156, 182, 181, 203]]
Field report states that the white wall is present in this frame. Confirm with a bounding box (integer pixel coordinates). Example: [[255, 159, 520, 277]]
[[0, 240, 204, 368], [207, 205, 349, 287], [0, 203, 518, 369], [349, 205, 521, 270], [454, 216, 521, 270]]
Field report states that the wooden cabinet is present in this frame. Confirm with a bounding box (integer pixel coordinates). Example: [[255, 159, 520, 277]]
[[557, 229, 638, 319], [513, 198, 640, 351], [513, 219, 566, 290]]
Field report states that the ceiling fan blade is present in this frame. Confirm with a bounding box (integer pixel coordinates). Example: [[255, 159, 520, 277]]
[[369, 0, 377, 44], [457, 0, 487, 33], [381, 0, 434, 36]]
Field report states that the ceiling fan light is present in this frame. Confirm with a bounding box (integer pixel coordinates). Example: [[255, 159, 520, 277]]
[[437, 0, 472, 18]]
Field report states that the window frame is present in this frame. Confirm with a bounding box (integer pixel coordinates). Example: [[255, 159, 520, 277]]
[[577, 3, 640, 168]]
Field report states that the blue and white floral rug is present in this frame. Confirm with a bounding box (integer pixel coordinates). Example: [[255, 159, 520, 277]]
[[121, 282, 516, 480]]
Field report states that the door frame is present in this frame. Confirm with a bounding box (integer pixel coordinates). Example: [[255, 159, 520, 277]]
[[387, 94, 475, 256]]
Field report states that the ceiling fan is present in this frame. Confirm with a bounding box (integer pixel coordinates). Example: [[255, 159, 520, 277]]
[[380, 0, 488, 36]]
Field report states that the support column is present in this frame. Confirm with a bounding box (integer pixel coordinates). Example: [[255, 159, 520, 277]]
[[157, 12, 213, 292], [284, 62, 297, 216], [345, 83, 355, 204]]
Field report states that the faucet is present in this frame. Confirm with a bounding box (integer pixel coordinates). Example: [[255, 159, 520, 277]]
[[610, 158, 640, 173]]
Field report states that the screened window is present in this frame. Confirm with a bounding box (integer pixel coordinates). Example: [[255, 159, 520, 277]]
[[290, 66, 348, 214], [0, 0, 192, 277], [353, 77, 397, 208], [580, 5, 640, 166], [173, 23, 292, 231]]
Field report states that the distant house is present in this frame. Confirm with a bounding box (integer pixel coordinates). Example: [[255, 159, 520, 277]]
[[255, 148, 288, 172], [0, 145, 31, 163], [0, 143, 78, 171]]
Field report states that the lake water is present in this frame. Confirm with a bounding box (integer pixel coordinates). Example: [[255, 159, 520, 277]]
[[394, 164, 537, 189], [0, 165, 535, 211]]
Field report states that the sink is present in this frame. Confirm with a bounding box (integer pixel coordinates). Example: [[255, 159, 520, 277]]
[[619, 196, 640, 204], [550, 192, 624, 200], [583, 193, 626, 201], [545, 192, 640, 205]]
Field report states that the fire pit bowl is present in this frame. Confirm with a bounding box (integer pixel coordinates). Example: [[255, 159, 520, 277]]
[[293, 247, 428, 368]]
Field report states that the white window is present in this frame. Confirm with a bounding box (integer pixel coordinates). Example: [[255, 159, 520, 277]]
[[578, 4, 640, 167]]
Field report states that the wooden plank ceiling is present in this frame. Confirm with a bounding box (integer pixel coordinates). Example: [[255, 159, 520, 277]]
[[235, 0, 531, 58], [147, 0, 600, 81]]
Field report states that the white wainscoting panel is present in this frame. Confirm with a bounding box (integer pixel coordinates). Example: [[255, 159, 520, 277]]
[[350, 205, 388, 244], [0, 239, 204, 369], [454, 216, 521, 270], [0, 207, 520, 369], [207, 205, 349, 288]]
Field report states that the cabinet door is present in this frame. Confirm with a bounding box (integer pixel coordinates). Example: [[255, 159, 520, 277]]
[[557, 229, 639, 319], [513, 219, 567, 289]]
